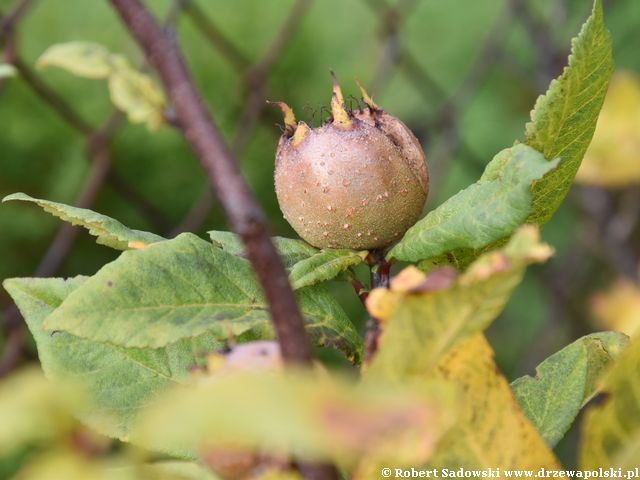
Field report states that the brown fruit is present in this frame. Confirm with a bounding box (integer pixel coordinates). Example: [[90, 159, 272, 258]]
[[273, 74, 428, 250]]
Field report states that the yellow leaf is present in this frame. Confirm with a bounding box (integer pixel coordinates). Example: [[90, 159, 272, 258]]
[[389, 266, 430, 292], [365, 288, 399, 323], [13, 449, 132, 480], [580, 335, 640, 468], [577, 71, 640, 187], [108, 56, 166, 130], [134, 370, 456, 473], [37, 42, 166, 131], [0, 368, 81, 456], [37, 42, 113, 79], [590, 277, 640, 337], [428, 335, 561, 472]]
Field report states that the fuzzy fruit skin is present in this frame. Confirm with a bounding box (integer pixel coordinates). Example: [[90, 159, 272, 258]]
[[275, 116, 428, 249]]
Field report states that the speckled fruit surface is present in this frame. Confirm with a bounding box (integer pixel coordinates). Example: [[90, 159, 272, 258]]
[[272, 76, 428, 249]]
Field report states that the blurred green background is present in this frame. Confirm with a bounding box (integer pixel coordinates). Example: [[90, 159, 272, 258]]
[[1, 1, 639, 464]]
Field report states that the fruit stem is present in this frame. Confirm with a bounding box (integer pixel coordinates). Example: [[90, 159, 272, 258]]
[[350, 276, 369, 305], [363, 250, 391, 363]]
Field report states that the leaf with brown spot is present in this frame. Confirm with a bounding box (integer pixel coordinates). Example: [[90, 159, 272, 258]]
[[133, 371, 456, 473]]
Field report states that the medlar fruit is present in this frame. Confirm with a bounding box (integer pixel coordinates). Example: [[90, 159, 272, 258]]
[[273, 74, 428, 250]]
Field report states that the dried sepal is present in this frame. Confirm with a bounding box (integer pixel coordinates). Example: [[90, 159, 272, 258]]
[[267, 100, 297, 136], [330, 70, 352, 128]]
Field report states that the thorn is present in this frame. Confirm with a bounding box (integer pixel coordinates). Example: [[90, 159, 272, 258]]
[[355, 79, 379, 110], [330, 70, 352, 128], [267, 100, 296, 135]]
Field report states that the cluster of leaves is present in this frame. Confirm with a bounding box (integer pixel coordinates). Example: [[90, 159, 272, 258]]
[[3, 1, 637, 478]]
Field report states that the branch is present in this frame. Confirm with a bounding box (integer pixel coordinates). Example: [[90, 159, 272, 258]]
[[12, 57, 94, 134], [108, 0, 314, 367], [182, 0, 250, 72], [170, 0, 311, 235], [247, 0, 310, 79], [0, 0, 33, 38]]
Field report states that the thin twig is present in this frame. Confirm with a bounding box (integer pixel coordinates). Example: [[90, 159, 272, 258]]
[[0, 0, 33, 37], [247, 0, 310, 79], [12, 57, 94, 134], [181, 0, 250, 72], [363, 250, 391, 363]]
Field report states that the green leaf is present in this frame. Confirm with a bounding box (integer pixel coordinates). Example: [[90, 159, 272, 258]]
[[37, 42, 113, 78], [511, 331, 628, 447], [42, 233, 361, 363], [369, 226, 553, 381], [0, 64, 17, 79], [387, 144, 558, 264], [389, 1, 612, 265], [2, 276, 221, 445], [208, 230, 318, 269], [580, 336, 640, 469], [524, 0, 614, 225], [289, 249, 367, 290], [37, 41, 166, 130], [134, 371, 456, 471], [2, 193, 165, 250]]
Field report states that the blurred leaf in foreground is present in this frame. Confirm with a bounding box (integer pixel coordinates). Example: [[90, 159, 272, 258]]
[[368, 225, 552, 380], [3, 276, 222, 446], [580, 336, 640, 468], [511, 331, 628, 446], [0, 368, 80, 457], [577, 71, 640, 187], [428, 336, 560, 471], [134, 371, 456, 476], [590, 277, 640, 337]]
